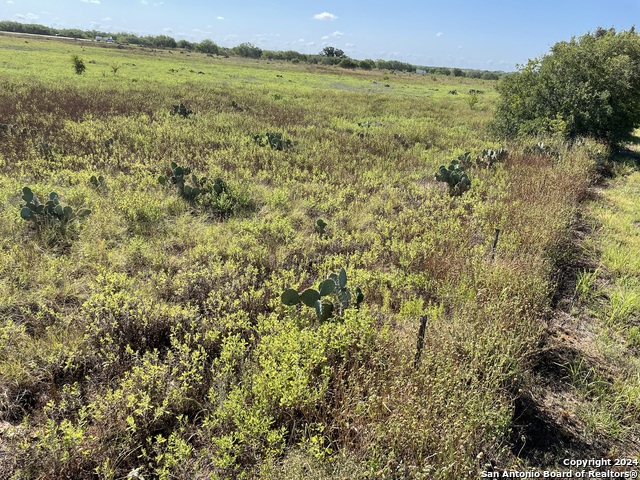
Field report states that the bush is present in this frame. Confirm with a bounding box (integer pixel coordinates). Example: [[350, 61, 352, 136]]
[[195, 39, 220, 55], [338, 58, 358, 69], [492, 27, 640, 146], [71, 55, 86, 75], [231, 42, 262, 59]]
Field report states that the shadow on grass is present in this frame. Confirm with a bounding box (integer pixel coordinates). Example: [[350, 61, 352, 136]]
[[510, 346, 601, 467]]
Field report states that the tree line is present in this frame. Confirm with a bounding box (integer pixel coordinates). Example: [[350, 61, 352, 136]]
[[0, 20, 503, 78]]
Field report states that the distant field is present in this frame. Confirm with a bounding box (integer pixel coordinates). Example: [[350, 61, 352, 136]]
[[0, 35, 601, 479]]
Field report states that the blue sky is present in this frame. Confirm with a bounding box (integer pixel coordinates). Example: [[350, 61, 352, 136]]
[[3, 0, 638, 70]]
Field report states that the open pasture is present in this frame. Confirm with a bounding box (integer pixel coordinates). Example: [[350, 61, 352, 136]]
[[0, 36, 599, 479]]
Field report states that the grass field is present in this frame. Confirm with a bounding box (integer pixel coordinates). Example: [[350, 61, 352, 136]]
[[0, 35, 615, 479]]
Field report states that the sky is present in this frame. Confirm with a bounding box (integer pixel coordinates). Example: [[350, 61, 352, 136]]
[[3, 0, 639, 71]]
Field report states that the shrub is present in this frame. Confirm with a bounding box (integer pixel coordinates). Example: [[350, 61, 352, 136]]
[[492, 27, 640, 145], [71, 55, 86, 75], [338, 58, 358, 69], [231, 42, 262, 59], [195, 39, 219, 55]]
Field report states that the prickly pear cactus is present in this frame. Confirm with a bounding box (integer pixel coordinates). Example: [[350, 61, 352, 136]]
[[252, 132, 293, 150], [171, 102, 193, 118], [20, 187, 91, 231], [280, 267, 364, 321], [434, 160, 471, 196]]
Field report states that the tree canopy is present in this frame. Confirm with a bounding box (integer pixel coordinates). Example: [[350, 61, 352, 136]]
[[319, 46, 346, 58], [492, 28, 640, 146]]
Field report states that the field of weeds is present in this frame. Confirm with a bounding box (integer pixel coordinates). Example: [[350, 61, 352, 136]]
[[0, 36, 602, 479]]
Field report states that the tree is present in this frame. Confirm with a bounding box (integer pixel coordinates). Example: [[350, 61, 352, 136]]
[[232, 42, 262, 59], [359, 59, 375, 70], [177, 39, 195, 50], [338, 58, 358, 69], [150, 35, 177, 48], [196, 39, 220, 55], [320, 46, 346, 58], [492, 28, 640, 146]]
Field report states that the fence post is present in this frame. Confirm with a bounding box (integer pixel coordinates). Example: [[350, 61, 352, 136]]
[[414, 315, 428, 369], [491, 228, 501, 260]]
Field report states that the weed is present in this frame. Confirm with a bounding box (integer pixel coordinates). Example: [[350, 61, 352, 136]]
[[575, 268, 599, 302]]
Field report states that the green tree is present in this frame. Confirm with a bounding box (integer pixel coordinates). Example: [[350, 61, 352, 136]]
[[320, 46, 346, 58], [338, 58, 358, 69], [359, 59, 375, 70], [196, 39, 220, 55], [150, 35, 177, 48], [492, 27, 640, 145], [232, 42, 262, 58], [177, 39, 195, 50]]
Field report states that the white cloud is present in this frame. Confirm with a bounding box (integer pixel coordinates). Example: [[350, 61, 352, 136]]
[[329, 31, 344, 38], [436, 32, 443, 37], [141, 0, 148, 4], [217, 16, 224, 20], [102, 16, 111, 21], [163, 27, 173, 33], [321, 35, 329, 40], [15, 12, 39, 21], [313, 12, 337, 21], [345, 43, 355, 47], [7, 1, 15, 3], [81, 0, 100, 3]]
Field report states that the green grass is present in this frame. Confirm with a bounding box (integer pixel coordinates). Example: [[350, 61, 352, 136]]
[[0, 35, 602, 478], [561, 158, 640, 450]]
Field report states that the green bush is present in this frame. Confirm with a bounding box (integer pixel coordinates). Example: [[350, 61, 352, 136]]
[[71, 55, 86, 75], [338, 58, 358, 69], [492, 28, 640, 145]]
